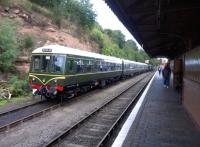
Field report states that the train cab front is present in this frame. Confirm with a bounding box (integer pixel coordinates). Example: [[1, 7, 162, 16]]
[[29, 53, 66, 99]]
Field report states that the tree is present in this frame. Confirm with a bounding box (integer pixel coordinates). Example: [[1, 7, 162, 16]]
[[104, 29, 125, 48], [31, 0, 96, 29]]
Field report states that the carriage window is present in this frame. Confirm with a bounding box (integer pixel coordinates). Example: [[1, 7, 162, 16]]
[[88, 60, 94, 72], [95, 60, 100, 71], [75, 59, 83, 73], [100, 61, 108, 71], [83, 59, 94, 73], [51, 55, 65, 73], [32, 56, 40, 72]]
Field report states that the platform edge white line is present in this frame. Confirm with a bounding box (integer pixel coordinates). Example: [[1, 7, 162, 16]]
[[111, 72, 157, 147]]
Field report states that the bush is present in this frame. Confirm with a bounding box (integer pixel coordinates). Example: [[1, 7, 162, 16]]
[[51, 4, 63, 28], [23, 34, 35, 49], [9, 75, 29, 97], [90, 27, 104, 48], [0, 18, 19, 72]]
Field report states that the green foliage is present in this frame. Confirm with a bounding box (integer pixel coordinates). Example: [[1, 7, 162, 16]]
[[104, 29, 126, 48], [0, 99, 7, 106], [23, 34, 35, 49], [90, 25, 104, 48], [0, 0, 11, 6], [52, 1, 64, 28], [123, 40, 138, 60], [30, 3, 51, 17], [9, 75, 29, 97], [0, 18, 19, 72], [30, 0, 96, 29], [63, 0, 96, 30], [90, 27, 157, 65], [101, 35, 123, 57], [149, 58, 160, 65]]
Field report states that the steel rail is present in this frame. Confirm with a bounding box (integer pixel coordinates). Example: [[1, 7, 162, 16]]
[[0, 103, 60, 132], [44, 73, 153, 147], [96, 75, 152, 147], [0, 99, 46, 117]]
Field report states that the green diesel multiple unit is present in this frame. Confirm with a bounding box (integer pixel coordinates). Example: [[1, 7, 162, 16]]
[[29, 45, 150, 99]]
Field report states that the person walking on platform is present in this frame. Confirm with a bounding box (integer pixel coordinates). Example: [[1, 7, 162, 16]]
[[162, 63, 171, 88], [158, 66, 162, 75]]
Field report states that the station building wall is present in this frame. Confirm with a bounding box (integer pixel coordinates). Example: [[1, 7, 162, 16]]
[[183, 46, 200, 128]]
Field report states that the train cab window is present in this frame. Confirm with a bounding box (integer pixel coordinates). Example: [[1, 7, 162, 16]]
[[41, 55, 50, 72], [32, 56, 40, 72], [51, 55, 65, 73]]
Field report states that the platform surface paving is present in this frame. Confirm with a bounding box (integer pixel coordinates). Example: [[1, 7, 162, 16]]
[[122, 72, 200, 147]]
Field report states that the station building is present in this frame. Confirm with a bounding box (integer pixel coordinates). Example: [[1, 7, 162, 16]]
[[106, 0, 200, 128]]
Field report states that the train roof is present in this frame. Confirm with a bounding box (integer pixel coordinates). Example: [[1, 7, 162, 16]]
[[32, 45, 122, 64], [123, 59, 148, 66], [32, 45, 147, 65]]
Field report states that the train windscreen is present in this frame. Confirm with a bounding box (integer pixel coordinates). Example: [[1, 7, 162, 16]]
[[31, 55, 66, 74]]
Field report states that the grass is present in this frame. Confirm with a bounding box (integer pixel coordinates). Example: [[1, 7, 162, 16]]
[[0, 94, 32, 107], [0, 100, 7, 106]]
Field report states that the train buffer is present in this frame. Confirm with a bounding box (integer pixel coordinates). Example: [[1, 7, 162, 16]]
[[112, 72, 200, 147]]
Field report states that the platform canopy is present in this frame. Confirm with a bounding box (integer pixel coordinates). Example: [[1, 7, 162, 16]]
[[105, 0, 200, 59]]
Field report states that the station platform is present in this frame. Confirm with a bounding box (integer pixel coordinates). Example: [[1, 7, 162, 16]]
[[113, 72, 200, 147]]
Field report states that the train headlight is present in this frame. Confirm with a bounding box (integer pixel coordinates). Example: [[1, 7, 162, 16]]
[[53, 90, 57, 95]]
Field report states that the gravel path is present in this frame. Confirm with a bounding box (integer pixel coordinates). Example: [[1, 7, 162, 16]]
[[0, 73, 152, 147]]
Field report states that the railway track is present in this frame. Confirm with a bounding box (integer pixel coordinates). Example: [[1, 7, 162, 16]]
[[0, 100, 60, 132], [0, 73, 149, 134], [44, 73, 153, 147]]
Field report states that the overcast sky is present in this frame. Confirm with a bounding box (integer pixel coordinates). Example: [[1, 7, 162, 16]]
[[90, 0, 142, 48]]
